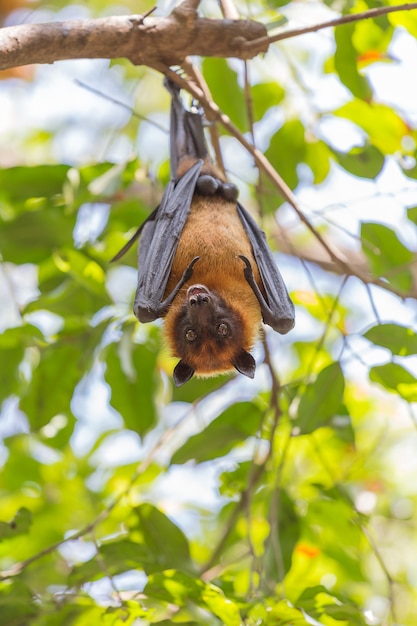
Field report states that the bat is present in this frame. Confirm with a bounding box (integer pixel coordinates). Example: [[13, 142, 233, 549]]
[[114, 78, 295, 386]]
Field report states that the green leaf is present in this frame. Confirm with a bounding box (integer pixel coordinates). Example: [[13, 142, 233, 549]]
[[306, 140, 331, 184], [297, 586, 366, 625], [202, 584, 241, 626], [171, 401, 263, 464], [70, 539, 153, 584], [145, 571, 241, 625], [335, 100, 409, 154], [0, 345, 24, 406], [0, 164, 69, 208], [0, 580, 39, 625], [251, 81, 285, 122], [334, 144, 384, 179], [370, 362, 417, 402], [294, 362, 345, 434], [265, 119, 305, 190], [0, 207, 77, 265], [334, 24, 372, 100], [248, 598, 324, 625], [364, 323, 417, 355], [202, 59, 247, 131], [105, 339, 157, 437], [130, 503, 193, 573], [0, 507, 32, 540], [20, 325, 105, 430], [52, 249, 107, 298], [407, 205, 417, 225], [361, 222, 414, 292], [265, 490, 300, 580]]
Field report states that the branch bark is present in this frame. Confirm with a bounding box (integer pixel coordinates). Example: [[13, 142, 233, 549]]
[[0, 4, 267, 71]]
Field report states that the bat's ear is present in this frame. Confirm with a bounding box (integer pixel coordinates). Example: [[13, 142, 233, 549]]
[[173, 360, 195, 387], [232, 350, 256, 379]]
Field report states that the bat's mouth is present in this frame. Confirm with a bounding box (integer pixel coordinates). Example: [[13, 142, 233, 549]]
[[187, 285, 209, 297]]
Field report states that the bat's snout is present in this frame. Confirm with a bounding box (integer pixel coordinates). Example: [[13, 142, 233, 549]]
[[187, 285, 209, 301]]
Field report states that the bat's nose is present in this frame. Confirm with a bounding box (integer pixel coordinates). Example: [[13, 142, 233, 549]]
[[189, 293, 209, 306]]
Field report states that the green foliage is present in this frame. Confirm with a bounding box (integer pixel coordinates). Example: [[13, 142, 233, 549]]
[[1, 0, 417, 624]]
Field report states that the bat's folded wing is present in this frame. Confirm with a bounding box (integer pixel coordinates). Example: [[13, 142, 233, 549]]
[[134, 160, 203, 322], [237, 203, 295, 334]]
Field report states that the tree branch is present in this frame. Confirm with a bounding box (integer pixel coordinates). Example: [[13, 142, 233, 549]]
[[0, 5, 267, 71]]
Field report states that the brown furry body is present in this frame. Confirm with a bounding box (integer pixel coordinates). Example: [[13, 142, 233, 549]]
[[163, 161, 263, 376]]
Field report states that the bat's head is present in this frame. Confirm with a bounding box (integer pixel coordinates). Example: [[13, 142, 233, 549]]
[[165, 285, 257, 387]]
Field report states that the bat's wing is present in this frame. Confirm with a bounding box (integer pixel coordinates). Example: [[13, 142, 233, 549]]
[[133, 160, 203, 322], [165, 78, 208, 172], [236, 203, 295, 334]]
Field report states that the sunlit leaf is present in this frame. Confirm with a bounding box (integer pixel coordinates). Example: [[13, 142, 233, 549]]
[[130, 504, 193, 573], [364, 323, 417, 355], [334, 144, 384, 179], [105, 339, 158, 437], [335, 100, 409, 154], [361, 222, 414, 292], [0, 580, 39, 625], [294, 362, 345, 434], [171, 401, 263, 464], [334, 24, 372, 100], [0, 507, 32, 540], [370, 362, 417, 401], [202, 59, 247, 131]]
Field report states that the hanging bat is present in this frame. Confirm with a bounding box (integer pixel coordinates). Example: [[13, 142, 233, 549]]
[[114, 79, 295, 386]]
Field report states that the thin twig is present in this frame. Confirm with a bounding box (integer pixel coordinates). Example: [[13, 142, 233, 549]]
[[74, 79, 167, 133], [244, 2, 417, 49]]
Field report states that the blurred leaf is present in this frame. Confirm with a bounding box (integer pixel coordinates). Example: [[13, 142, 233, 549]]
[[0, 165, 69, 209], [25, 278, 110, 317], [294, 362, 345, 434], [266, 119, 305, 190], [202, 59, 247, 131], [0, 206, 76, 264], [370, 362, 417, 401], [171, 372, 227, 402], [361, 222, 414, 292], [248, 598, 325, 625], [70, 539, 152, 584], [0, 345, 24, 406], [251, 81, 285, 121], [130, 503, 193, 573], [145, 571, 241, 625], [364, 323, 417, 355], [171, 401, 263, 464], [306, 140, 331, 184], [334, 144, 384, 179], [388, 7, 417, 38], [52, 249, 107, 298], [105, 340, 157, 437], [265, 490, 300, 580], [335, 100, 409, 153], [407, 205, 417, 225], [334, 24, 372, 100], [0, 507, 32, 540], [297, 586, 366, 625], [20, 324, 105, 430], [0, 580, 39, 625]]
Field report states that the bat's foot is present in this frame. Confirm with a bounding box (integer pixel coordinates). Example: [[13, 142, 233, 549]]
[[196, 175, 238, 203]]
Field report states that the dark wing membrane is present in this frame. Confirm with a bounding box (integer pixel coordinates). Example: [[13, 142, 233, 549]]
[[236, 203, 295, 334], [134, 160, 203, 322], [165, 78, 207, 174]]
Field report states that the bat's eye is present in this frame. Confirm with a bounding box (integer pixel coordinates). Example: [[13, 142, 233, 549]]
[[185, 329, 197, 342], [217, 323, 230, 337]]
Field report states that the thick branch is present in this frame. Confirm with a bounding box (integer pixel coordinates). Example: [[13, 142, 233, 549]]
[[0, 9, 267, 71]]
